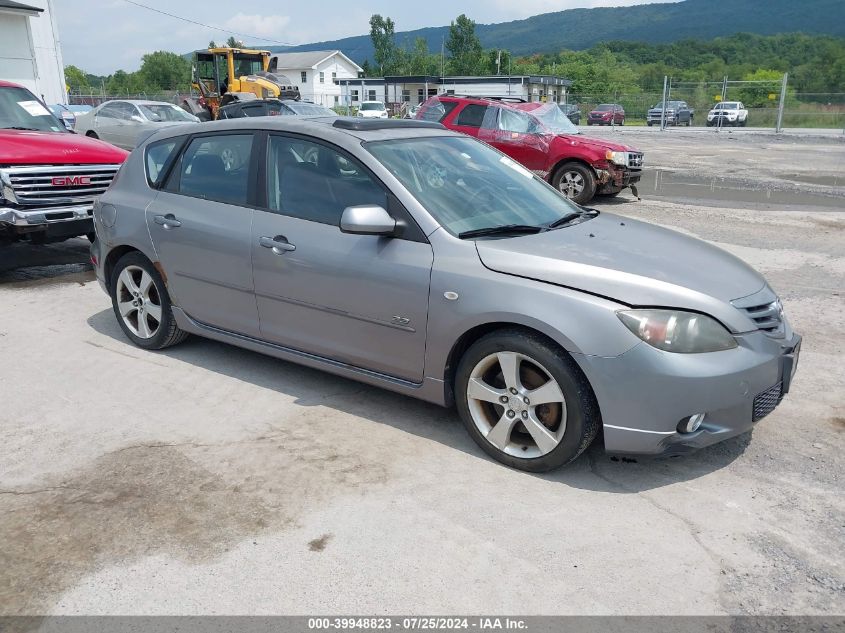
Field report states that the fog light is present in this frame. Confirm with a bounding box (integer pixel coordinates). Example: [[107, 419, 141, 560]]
[[678, 413, 705, 434]]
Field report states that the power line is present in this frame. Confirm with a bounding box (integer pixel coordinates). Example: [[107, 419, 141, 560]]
[[120, 0, 297, 47]]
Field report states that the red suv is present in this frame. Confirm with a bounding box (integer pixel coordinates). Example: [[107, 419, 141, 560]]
[[587, 103, 625, 126], [0, 81, 128, 245], [417, 96, 642, 204]]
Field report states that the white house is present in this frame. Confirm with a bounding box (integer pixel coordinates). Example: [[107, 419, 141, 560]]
[[268, 50, 362, 107], [337, 74, 572, 113], [0, 0, 66, 104]]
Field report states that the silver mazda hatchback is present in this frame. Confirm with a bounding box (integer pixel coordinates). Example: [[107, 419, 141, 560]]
[[91, 117, 801, 472]]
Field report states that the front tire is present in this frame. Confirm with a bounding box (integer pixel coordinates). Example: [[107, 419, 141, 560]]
[[85, 131, 98, 139], [552, 161, 596, 205], [455, 329, 601, 472], [110, 252, 187, 350]]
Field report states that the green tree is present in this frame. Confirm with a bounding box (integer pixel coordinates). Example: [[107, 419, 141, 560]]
[[139, 51, 191, 91], [64, 65, 89, 93], [369, 14, 399, 75], [226, 36, 244, 48], [736, 69, 787, 107], [208, 40, 217, 48], [406, 37, 440, 75], [446, 14, 485, 75]]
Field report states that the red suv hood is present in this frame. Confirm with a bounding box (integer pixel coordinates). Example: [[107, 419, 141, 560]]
[[0, 129, 128, 165], [551, 133, 637, 153]]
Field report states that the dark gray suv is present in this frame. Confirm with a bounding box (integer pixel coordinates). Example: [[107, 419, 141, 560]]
[[90, 117, 801, 472]]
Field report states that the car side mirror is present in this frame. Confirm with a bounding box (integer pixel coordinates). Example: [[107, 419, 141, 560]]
[[340, 205, 396, 236]]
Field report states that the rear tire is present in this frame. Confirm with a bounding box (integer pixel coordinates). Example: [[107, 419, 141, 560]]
[[85, 131, 98, 139], [551, 161, 596, 205], [455, 329, 601, 472], [110, 252, 188, 350]]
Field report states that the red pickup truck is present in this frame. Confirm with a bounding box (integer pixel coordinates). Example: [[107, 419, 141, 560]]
[[0, 81, 128, 245], [417, 96, 643, 204]]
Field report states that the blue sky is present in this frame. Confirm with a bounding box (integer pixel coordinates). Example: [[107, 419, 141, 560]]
[[57, 0, 672, 75]]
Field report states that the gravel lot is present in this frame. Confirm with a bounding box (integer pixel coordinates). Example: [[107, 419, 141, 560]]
[[1, 129, 843, 616]]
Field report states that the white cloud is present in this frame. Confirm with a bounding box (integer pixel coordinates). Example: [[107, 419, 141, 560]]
[[223, 13, 291, 39]]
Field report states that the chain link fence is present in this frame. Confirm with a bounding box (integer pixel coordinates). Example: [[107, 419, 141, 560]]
[[568, 77, 845, 131], [68, 89, 193, 107]]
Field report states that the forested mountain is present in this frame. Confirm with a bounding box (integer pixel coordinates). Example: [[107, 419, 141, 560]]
[[268, 0, 845, 63]]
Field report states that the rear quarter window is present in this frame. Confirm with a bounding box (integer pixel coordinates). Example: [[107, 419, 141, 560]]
[[145, 138, 182, 188]]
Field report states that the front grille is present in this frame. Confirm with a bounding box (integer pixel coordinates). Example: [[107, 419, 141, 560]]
[[0, 164, 120, 207], [740, 301, 783, 332], [627, 152, 644, 170], [753, 382, 782, 422], [732, 287, 785, 338]]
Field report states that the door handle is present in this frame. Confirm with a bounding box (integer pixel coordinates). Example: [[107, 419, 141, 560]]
[[153, 213, 182, 229], [259, 235, 296, 254]]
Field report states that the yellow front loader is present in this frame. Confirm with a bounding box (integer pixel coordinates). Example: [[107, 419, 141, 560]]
[[182, 47, 300, 121]]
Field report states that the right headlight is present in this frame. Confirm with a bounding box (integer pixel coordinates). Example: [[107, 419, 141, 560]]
[[617, 309, 737, 353]]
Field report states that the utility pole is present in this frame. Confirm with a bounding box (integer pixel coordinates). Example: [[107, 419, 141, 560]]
[[775, 72, 788, 133], [660, 75, 668, 131], [440, 37, 445, 80]]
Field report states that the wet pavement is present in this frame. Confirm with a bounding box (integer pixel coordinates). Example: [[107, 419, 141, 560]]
[[0, 238, 94, 287], [638, 169, 845, 210]]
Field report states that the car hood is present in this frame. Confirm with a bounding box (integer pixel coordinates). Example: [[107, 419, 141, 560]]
[[474, 212, 766, 331], [0, 129, 128, 165], [550, 134, 637, 153]]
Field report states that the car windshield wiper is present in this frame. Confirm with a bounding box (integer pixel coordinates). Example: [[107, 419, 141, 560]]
[[458, 224, 545, 239], [548, 208, 598, 229], [3, 126, 40, 131]]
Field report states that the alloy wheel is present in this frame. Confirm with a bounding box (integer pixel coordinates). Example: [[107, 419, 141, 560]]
[[220, 147, 238, 171], [115, 265, 162, 339], [558, 170, 585, 198], [466, 351, 567, 458]]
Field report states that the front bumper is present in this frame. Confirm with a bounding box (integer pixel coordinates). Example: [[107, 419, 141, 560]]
[[597, 164, 642, 193], [0, 203, 95, 240], [574, 329, 802, 456]]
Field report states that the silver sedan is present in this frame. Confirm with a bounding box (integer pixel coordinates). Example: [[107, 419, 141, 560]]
[[74, 100, 199, 150]]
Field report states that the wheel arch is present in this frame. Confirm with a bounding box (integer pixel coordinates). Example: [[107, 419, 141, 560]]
[[549, 157, 595, 184], [442, 321, 578, 408], [103, 245, 161, 291]]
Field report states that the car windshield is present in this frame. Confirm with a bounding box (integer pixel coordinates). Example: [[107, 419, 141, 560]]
[[654, 101, 682, 108], [526, 103, 579, 135], [715, 103, 738, 110], [595, 104, 614, 111], [138, 104, 198, 122], [0, 86, 67, 132], [366, 135, 584, 237], [361, 102, 385, 111], [285, 102, 336, 116]]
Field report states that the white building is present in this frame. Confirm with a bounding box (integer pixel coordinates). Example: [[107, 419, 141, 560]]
[[337, 74, 572, 112], [269, 50, 362, 108], [0, 0, 66, 104]]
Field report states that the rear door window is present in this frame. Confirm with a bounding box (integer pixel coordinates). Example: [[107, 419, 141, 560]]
[[170, 134, 254, 206], [454, 104, 488, 128]]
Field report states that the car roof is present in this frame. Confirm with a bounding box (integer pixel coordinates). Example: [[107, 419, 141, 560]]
[[0, 80, 24, 88], [143, 116, 458, 146], [103, 99, 178, 107]]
